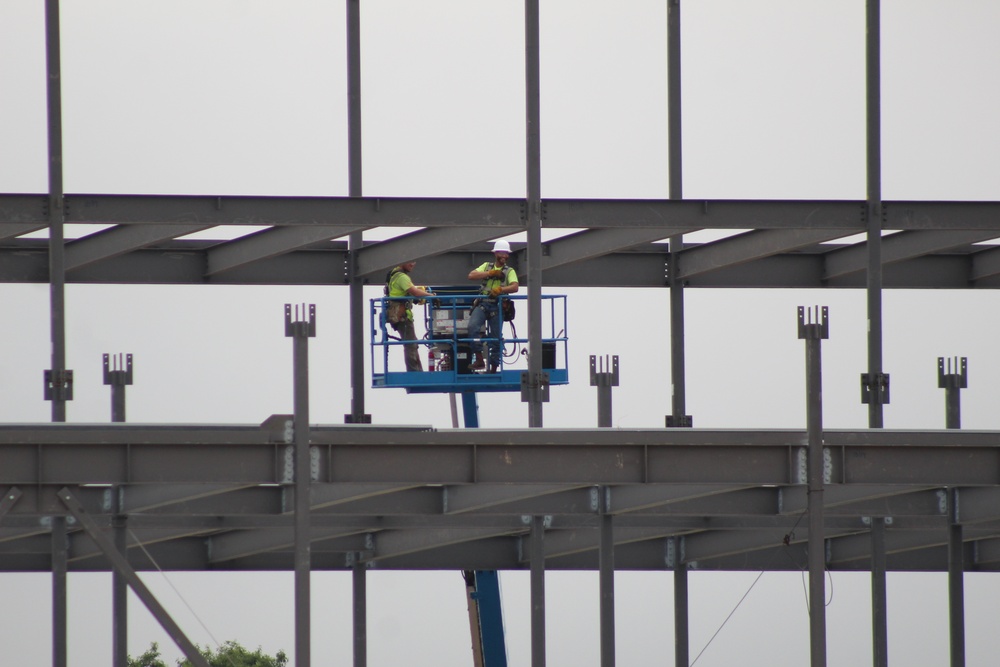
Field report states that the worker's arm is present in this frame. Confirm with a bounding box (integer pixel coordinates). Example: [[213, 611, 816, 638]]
[[406, 284, 434, 297], [468, 267, 490, 280]]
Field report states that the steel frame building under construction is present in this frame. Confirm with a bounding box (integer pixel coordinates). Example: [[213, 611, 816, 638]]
[[2, 1, 1000, 666]]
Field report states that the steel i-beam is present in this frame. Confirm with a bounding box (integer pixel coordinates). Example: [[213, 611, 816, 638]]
[[531, 515, 546, 667], [353, 558, 367, 667], [599, 488, 615, 667], [871, 517, 888, 667], [524, 0, 546, 427], [286, 304, 316, 667], [948, 488, 966, 667], [798, 306, 828, 667]]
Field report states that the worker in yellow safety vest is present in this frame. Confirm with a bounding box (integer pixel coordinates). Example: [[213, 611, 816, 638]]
[[385, 261, 434, 371], [467, 240, 519, 374]]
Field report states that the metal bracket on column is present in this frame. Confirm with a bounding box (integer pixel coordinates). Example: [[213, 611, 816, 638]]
[[344, 412, 372, 423], [104, 353, 134, 422], [520, 371, 550, 403], [284, 303, 316, 338], [590, 355, 619, 427], [861, 372, 891, 405], [0, 487, 22, 520], [938, 357, 967, 389], [589, 355, 619, 387], [665, 415, 693, 427], [797, 305, 829, 340], [56, 488, 210, 667], [44, 369, 74, 401], [103, 353, 133, 386]]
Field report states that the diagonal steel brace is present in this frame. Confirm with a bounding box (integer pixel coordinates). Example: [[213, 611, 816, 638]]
[[57, 487, 210, 667]]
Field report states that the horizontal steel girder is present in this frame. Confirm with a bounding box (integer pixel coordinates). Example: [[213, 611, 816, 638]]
[[4, 427, 1000, 486], [1, 426, 1000, 572], [5, 196, 1000, 230]]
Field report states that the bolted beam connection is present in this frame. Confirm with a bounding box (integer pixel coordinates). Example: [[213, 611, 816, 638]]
[[44, 369, 74, 402], [861, 373, 891, 405]]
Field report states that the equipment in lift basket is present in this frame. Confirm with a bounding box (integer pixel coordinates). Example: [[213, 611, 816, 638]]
[[430, 299, 479, 375]]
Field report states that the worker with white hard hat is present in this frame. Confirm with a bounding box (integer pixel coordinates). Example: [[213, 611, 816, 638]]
[[467, 240, 519, 373]]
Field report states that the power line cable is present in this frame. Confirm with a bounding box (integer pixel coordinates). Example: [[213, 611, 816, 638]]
[[128, 528, 237, 667], [689, 570, 766, 667]]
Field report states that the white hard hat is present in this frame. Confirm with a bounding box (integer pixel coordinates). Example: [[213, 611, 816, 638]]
[[492, 240, 511, 254]]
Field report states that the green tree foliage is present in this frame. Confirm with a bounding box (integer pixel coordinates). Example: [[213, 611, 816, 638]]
[[127, 642, 168, 667], [128, 640, 288, 667]]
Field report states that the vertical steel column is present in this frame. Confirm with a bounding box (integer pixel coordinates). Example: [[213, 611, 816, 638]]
[[667, 0, 682, 201], [45, 0, 69, 423], [103, 354, 133, 423], [940, 356, 967, 666], [589, 355, 619, 428], [286, 304, 316, 667], [863, 0, 887, 429], [798, 306, 828, 667], [870, 517, 888, 667], [523, 0, 546, 428], [865, 7, 889, 657], [346, 0, 361, 196], [353, 560, 367, 667], [948, 488, 965, 667], [345, 0, 369, 425], [666, 0, 691, 430], [599, 488, 615, 667], [52, 515, 67, 667], [104, 353, 131, 667], [673, 543, 689, 667], [112, 500, 128, 667], [938, 357, 967, 430], [530, 516, 546, 667]]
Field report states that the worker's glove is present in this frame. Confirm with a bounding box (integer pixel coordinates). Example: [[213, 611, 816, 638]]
[[487, 269, 504, 278], [490, 286, 503, 297]]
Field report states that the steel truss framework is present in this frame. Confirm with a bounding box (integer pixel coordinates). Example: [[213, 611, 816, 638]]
[[1, 425, 998, 574], [3, 197, 1000, 289], [3, 0, 998, 666]]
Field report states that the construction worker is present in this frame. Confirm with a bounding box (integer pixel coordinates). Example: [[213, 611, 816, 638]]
[[467, 240, 519, 374], [385, 261, 434, 372]]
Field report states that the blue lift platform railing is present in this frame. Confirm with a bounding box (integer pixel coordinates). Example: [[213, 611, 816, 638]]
[[370, 288, 569, 396]]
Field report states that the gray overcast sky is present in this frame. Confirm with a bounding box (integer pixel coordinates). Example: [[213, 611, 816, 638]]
[[2, 1, 1000, 666]]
